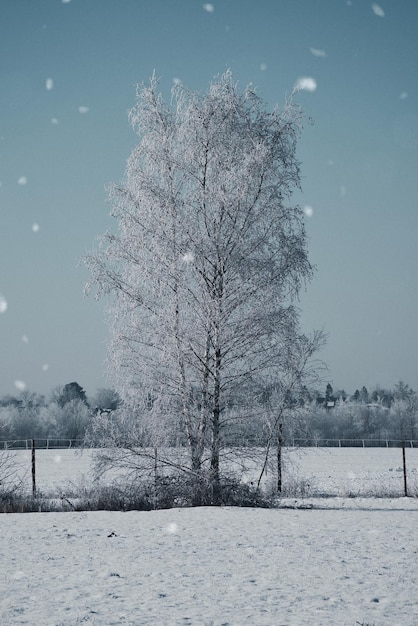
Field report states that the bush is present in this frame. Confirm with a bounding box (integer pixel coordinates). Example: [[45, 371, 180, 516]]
[[217, 476, 273, 507], [0, 490, 68, 513], [55, 473, 274, 511]]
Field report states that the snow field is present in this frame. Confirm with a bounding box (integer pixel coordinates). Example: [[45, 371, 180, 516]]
[[1, 506, 417, 625], [2, 449, 418, 623]]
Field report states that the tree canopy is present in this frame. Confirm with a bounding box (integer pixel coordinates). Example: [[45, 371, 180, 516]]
[[85, 71, 322, 503]]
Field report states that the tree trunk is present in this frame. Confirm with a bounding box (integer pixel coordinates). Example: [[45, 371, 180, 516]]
[[210, 260, 223, 506], [210, 344, 222, 505], [191, 447, 204, 506]]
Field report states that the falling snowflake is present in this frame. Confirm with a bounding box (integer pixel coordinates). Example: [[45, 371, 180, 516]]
[[203, 3, 214, 13], [42, 363, 50, 371], [260, 63, 267, 71], [182, 251, 194, 264], [54, 455, 62, 464], [303, 205, 314, 218], [62, 0, 71, 3], [17, 176, 28, 185], [166, 523, 178, 534], [340, 185, 347, 198], [51, 117, 59, 125], [0, 294, 7, 313], [399, 92, 408, 100], [371, 3, 385, 17], [78, 106, 89, 114], [32, 223, 40, 233], [22, 335, 29, 343], [14, 380, 27, 392], [295, 77, 317, 92], [46, 78, 54, 91], [173, 77, 182, 86], [310, 48, 327, 58]]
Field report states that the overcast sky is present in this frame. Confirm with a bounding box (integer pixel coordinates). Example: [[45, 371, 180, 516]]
[[1, 0, 417, 398]]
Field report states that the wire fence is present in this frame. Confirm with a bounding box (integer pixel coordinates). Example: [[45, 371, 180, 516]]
[[1, 439, 84, 450], [282, 445, 418, 498], [1, 440, 418, 499], [1, 438, 418, 450]]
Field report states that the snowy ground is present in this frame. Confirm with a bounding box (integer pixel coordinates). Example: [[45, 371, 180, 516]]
[[2, 448, 418, 624], [1, 504, 418, 625]]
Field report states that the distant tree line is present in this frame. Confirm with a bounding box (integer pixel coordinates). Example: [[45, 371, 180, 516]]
[[302, 381, 418, 443], [0, 380, 416, 444], [0, 382, 121, 442]]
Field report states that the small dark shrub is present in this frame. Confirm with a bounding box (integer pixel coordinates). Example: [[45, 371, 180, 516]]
[[218, 477, 272, 508]]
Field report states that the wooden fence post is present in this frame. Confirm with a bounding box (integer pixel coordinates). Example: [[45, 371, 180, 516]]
[[31, 439, 36, 498], [277, 423, 283, 494], [402, 441, 408, 497], [153, 447, 158, 510]]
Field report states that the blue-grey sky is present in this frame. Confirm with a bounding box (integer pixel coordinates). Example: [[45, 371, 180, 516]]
[[1, 0, 417, 398]]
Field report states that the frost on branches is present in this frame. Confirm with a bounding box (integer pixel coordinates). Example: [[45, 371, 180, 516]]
[[85, 71, 324, 504]]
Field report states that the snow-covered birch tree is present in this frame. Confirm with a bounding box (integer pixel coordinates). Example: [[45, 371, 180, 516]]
[[85, 71, 320, 504]]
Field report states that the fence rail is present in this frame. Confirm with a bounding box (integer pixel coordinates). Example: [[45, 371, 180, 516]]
[[1, 438, 418, 451], [1, 439, 84, 450], [290, 439, 418, 448]]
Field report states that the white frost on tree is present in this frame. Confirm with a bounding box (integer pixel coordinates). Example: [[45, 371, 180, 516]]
[[85, 70, 322, 504]]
